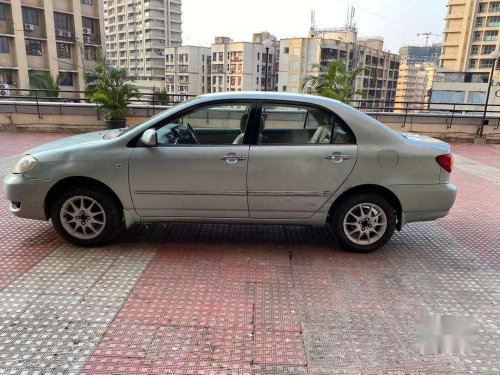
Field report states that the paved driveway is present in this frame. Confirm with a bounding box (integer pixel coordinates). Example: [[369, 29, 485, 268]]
[[0, 133, 498, 375]]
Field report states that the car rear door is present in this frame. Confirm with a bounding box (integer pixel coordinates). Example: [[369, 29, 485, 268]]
[[129, 102, 254, 218], [247, 102, 358, 219]]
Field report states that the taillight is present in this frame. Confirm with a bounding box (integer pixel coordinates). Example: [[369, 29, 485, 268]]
[[436, 153, 454, 173]]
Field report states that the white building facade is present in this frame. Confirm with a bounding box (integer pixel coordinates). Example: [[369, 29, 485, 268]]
[[165, 45, 211, 97], [104, 0, 182, 87]]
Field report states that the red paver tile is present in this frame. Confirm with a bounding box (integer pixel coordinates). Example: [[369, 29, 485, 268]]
[[452, 143, 500, 169]]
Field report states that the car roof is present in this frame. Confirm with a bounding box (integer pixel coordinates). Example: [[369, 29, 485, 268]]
[[198, 91, 341, 106]]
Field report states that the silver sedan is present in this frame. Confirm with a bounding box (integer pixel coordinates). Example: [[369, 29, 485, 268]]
[[4, 92, 457, 252]]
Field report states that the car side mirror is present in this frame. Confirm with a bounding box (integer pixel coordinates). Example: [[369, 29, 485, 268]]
[[141, 129, 158, 147]]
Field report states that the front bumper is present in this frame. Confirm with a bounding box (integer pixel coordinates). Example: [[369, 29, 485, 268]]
[[388, 183, 457, 226], [3, 173, 55, 220]]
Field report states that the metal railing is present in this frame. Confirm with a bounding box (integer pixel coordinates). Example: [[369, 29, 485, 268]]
[[0, 88, 196, 119], [0, 88, 499, 133]]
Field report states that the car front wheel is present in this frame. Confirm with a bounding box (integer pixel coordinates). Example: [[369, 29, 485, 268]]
[[51, 188, 121, 247], [330, 194, 396, 252]]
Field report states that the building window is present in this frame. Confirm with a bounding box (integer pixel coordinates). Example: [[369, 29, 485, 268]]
[[473, 32, 481, 41], [0, 36, 8, 53], [478, 3, 486, 12], [54, 13, 71, 30], [283, 47, 289, 54], [56, 42, 71, 58], [0, 4, 6, 21], [487, 16, 500, 27], [490, 2, 500, 12], [81, 0, 93, 4], [256, 77, 259, 85], [59, 72, 73, 86], [484, 30, 498, 41], [469, 59, 477, 69], [257, 65, 260, 72], [282, 85, 287, 91], [22, 7, 39, 25], [212, 52, 216, 61], [257, 52, 260, 60], [218, 52, 223, 61], [471, 45, 479, 55], [480, 59, 494, 68], [25, 39, 42, 56], [475, 17, 484, 27], [483, 45, 495, 55]]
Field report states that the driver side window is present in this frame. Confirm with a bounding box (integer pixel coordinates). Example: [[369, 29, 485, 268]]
[[156, 103, 252, 146]]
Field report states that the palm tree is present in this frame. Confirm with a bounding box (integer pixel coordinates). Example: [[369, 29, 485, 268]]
[[301, 59, 367, 104], [85, 55, 140, 128], [29, 72, 62, 101]]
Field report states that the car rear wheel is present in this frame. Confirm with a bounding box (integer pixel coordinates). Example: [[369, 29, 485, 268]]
[[51, 188, 121, 247], [330, 194, 396, 252]]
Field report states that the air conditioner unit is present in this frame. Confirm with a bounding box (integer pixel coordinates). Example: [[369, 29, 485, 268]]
[[63, 31, 72, 38], [55, 29, 64, 37], [83, 36, 91, 43], [24, 23, 34, 31], [0, 84, 10, 97], [83, 27, 92, 35]]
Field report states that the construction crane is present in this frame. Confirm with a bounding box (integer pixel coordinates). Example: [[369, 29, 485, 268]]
[[417, 32, 441, 47]]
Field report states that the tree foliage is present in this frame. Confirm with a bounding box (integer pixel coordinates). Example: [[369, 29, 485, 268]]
[[301, 59, 368, 104], [85, 55, 140, 120], [29, 71, 61, 100]]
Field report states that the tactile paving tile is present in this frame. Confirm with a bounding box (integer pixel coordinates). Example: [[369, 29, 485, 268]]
[[1, 135, 500, 374]]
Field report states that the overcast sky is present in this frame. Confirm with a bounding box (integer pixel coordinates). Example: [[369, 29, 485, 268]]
[[182, 0, 448, 53]]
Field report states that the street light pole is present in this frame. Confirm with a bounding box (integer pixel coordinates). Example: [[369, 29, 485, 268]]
[[262, 39, 273, 92], [480, 50, 500, 137]]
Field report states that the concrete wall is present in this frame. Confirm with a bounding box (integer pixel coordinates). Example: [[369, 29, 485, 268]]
[[0, 101, 499, 142]]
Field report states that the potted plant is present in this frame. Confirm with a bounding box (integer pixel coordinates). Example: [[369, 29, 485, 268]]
[[85, 56, 140, 129]]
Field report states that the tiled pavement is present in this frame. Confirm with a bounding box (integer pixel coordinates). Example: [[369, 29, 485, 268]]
[[0, 133, 498, 375]]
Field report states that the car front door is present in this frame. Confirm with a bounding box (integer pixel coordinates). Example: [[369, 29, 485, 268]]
[[247, 102, 358, 219], [129, 102, 254, 218]]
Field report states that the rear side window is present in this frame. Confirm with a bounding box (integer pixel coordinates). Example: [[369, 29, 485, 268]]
[[257, 103, 355, 145]]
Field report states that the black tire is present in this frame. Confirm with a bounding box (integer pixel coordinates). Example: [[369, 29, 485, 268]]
[[329, 194, 396, 253], [51, 187, 121, 247]]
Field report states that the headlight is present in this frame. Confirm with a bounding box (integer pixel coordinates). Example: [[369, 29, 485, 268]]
[[12, 155, 38, 174]]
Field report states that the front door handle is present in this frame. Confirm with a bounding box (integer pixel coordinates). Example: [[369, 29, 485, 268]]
[[325, 153, 351, 163], [221, 154, 246, 164]]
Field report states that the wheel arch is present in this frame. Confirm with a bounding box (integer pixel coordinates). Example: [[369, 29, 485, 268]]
[[44, 176, 124, 220], [327, 184, 403, 230]]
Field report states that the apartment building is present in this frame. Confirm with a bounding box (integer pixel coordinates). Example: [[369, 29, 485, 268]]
[[210, 32, 279, 93], [395, 63, 432, 112], [278, 28, 400, 109], [433, 0, 500, 110], [0, 0, 105, 97], [440, 0, 499, 78], [104, 0, 182, 87], [165, 45, 211, 96]]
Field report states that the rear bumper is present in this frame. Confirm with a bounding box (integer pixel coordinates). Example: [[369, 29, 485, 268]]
[[388, 183, 457, 226], [3, 173, 54, 220]]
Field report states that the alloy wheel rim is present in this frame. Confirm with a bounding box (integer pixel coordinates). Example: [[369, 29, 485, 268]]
[[60, 196, 106, 240], [343, 203, 387, 245]]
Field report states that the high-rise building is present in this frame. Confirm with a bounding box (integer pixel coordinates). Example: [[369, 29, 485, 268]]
[[104, 0, 182, 88], [395, 63, 436, 112], [440, 0, 499, 79], [210, 32, 279, 93], [0, 0, 105, 97], [399, 45, 441, 65], [432, 0, 499, 110], [165, 46, 211, 96], [278, 28, 400, 109]]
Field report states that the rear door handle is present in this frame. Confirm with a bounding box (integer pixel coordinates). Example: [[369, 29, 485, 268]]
[[221, 154, 246, 164], [325, 153, 351, 163]]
